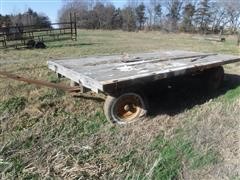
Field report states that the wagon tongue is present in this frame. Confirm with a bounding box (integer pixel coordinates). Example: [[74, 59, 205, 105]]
[[0, 71, 81, 92]]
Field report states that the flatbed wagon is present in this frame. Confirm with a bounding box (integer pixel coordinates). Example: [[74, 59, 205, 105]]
[[47, 50, 240, 124]]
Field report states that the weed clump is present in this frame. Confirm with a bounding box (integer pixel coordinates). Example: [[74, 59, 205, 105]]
[[125, 135, 219, 179], [0, 97, 27, 114]]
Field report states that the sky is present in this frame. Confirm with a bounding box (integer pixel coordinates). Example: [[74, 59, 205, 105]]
[[0, 0, 126, 23]]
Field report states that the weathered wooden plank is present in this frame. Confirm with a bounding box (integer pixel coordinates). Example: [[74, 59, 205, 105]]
[[48, 50, 240, 94], [48, 61, 103, 93]]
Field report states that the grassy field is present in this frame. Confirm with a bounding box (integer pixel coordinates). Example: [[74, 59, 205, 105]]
[[0, 30, 239, 179]]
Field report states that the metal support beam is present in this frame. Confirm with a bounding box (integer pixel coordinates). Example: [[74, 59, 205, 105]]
[[0, 71, 81, 92]]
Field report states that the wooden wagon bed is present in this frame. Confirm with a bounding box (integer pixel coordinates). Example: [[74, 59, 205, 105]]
[[48, 50, 240, 94]]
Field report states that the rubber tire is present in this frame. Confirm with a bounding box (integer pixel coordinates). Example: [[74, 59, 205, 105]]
[[26, 40, 35, 49], [104, 92, 148, 125], [205, 66, 224, 91], [35, 41, 46, 49]]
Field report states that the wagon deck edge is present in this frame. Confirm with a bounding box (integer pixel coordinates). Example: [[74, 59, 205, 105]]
[[48, 52, 240, 94]]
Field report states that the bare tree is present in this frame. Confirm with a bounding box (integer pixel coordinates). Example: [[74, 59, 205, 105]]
[[111, 8, 123, 29], [93, 2, 115, 29], [146, 0, 162, 29], [146, 1, 154, 29], [181, 3, 195, 32], [154, 3, 162, 28], [135, 3, 147, 30], [194, 0, 212, 33], [223, 0, 240, 34], [166, 0, 183, 32], [57, 0, 240, 34], [122, 6, 137, 31], [210, 2, 227, 33], [10, 8, 51, 28], [59, 0, 91, 28]]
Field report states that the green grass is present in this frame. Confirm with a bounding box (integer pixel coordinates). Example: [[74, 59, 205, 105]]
[[223, 86, 240, 102], [0, 30, 239, 179], [151, 135, 219, 171], [118, 134, 219, 180], [0, 96, 27, 114]]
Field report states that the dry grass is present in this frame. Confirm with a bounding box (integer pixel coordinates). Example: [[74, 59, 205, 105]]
[[0, 30, 239, 179], [181, 99, 240, 179]]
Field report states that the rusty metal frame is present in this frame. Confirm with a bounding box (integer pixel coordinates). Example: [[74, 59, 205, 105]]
[[0, 13, 77, 49], [0, 71, 80, 92]]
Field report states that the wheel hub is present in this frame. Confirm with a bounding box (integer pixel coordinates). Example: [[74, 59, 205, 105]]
[[114, 94, 143, 122]]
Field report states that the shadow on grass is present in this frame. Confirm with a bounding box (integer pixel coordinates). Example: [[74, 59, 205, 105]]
[[0, 42, 102, 50], [144, 73, 240, 116], [48, 42, 102, 48], [72, 94, 105, 103]]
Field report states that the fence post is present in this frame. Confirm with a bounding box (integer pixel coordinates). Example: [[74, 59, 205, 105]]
[[70, 13, 73, 40], [237, 31, 240, 46], [74, 12, 77, 41]]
